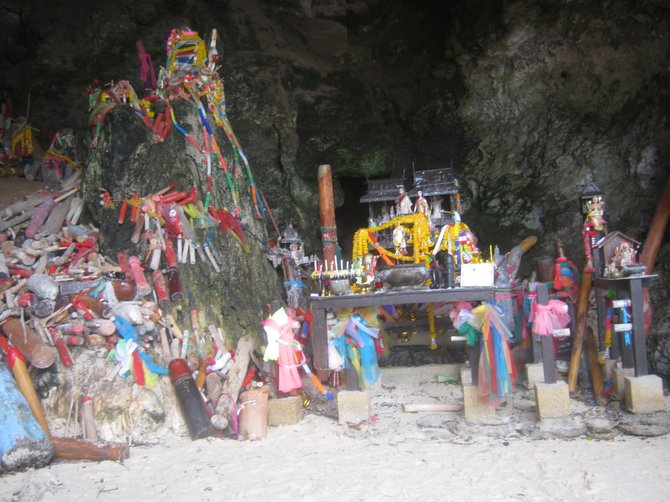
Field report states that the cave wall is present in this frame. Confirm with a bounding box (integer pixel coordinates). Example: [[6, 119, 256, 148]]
[[2, 0, 670, 374], [81, 102, 283, 341]]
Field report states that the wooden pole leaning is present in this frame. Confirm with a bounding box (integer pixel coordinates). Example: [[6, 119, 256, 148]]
[[567, 269, 593, 393]]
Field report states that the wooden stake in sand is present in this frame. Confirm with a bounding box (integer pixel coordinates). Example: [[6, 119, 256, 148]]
[[211, 335, 254, 431], [567, 269, 593, 393], [403, 403, 462, 413]]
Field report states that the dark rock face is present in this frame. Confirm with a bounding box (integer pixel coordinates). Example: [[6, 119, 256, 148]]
[[82, 101, 282, 339], [2, 0, 670, 376]]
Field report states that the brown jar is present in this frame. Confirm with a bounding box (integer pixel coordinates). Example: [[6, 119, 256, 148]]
[[111, 279, 137, 301]]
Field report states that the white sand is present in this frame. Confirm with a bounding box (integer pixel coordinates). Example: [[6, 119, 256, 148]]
[[2, 365, 670, 501]]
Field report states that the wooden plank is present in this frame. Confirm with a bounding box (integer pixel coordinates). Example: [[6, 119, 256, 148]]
[[52, 437, 129, 463], [536, 283, 556, 384], [403, 403, 462, 413]]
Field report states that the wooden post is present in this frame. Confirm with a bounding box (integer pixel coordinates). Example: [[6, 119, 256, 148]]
[[536, 283, 556, 384], [468, 342, 479, 384], [639, 173, 670, 336], [568, 270, 593, 393], [318, 164, 337, 267], [629, 276, 649, 376], [585, 326, 605, 404], [532, 333, 543, 364], [640, 174, 670, 273], [51, 437, 129, 462], [311, 307, 328, 371], [618, 293, 635, 370]]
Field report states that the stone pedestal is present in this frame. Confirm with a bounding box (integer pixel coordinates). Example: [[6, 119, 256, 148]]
[[614, 365, 635, 401], [625, 375, 666, 414], [525, 363, 544, 390], [337, 390, 370, 425], [535, 381, 571, 419], [462, 384, 496, 420], [268, 397, 303, 426]]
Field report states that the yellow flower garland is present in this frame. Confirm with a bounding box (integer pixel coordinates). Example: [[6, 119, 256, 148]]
[[352, 213, 433, 265], [11, 125, 33, 157], [352, 215, 481, 266]]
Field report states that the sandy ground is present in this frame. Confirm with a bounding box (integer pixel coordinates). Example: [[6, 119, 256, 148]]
[[2, 363, 670, 502]]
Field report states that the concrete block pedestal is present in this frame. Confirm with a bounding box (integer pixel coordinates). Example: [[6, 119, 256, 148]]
[[462, 383, 496, 420], [535, 381, 571, 419], [268, 397, 303, 426], [337, 390, 370, 425], [625, 375, 666, 414]]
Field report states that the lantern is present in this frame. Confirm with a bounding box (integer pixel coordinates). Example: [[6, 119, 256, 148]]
[[580, 181, 604, 216], [280, 222, 305, 263]]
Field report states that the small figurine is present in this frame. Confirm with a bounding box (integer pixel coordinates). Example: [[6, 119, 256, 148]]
[[393, 224, 407, 254], [413, 190, 429, 220], [430, 250, 455, 289], [395, 186, 413, 215], [582, 195, 606, 271], [380, 203, 390, 222], [430, 195, 443, 222], [605, 242, 638, 277]]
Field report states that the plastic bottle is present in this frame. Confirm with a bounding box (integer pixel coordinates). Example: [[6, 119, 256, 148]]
[[59, 279, 98, 297]]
